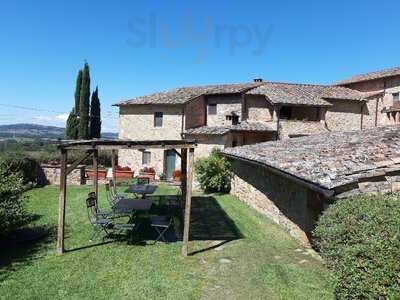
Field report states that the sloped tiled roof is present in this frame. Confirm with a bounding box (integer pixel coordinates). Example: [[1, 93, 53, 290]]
[[336, 66, 400, 85], [222, 126, 400, 190], [115, 83, 260, 106], [185, 122, 277, 136], [246, 82, 363, 106]]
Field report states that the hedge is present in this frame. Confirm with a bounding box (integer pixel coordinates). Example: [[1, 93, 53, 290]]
[[313, 194, 400, 299], [0, 164, 27, 238]]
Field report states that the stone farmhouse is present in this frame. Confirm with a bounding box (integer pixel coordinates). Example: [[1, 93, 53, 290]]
[[114, 66, 400, 179]]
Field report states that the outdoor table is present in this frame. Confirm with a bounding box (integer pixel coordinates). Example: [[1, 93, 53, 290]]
[[125, 184, 157, 198]]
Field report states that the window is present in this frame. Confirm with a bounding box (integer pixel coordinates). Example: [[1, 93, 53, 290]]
[[393, 93, 399, 101], [208, 104, 217, 115], [142, 151, 151, 165], [154, 112, 163, 127], [279, 107, 292, 119]]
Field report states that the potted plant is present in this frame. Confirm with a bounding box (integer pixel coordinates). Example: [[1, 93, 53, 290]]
[[139, 167, 156, 181], [114, 165, 134, 179], [172, 170, 182, 182], [86, 168, 107, 179]]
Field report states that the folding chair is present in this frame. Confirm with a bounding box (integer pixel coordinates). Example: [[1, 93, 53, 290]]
[[86, 195, 135, 241], [150, 215, 173, 243]]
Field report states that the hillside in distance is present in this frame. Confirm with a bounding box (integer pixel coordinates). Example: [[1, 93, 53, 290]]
[[0, 123, 118, 139]]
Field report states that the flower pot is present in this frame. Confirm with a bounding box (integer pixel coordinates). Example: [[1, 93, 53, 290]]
[[115, 170, 134, 179], [86, 169, 107, 179], [139, 171, 156, 181]]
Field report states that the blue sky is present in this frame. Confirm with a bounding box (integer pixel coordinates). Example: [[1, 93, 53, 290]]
[[0, 0, 399, 132]]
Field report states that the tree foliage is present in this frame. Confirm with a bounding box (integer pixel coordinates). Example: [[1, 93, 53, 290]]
[[89, 86, 101, 138], [79, 62, 90, 139], [0, 163, 27, 238], [74, 69, 82, 114], [65, 108, 79, 139], [313, 194, 400, 299], [194, 149, 233, 193]]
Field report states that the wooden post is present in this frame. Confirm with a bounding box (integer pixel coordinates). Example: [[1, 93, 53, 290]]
[[111, 150, 116, 183], [57, 148, 67, 254], [180, 148, 187, 211], [181, 148, 194, 257], [93, 149, 98, 197]]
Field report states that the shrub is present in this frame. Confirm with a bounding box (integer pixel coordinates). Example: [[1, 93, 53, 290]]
[[0, 152, 40, 184], [0, 164, 27, 238], [195, 149, 232, 193], [313, 194, 400, 299]]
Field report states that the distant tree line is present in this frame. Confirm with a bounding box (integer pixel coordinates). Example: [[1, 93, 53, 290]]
[[65, 62, 101, 139]]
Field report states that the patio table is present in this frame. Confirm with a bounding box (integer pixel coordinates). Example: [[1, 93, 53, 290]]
[[125, 184, 157, 198]]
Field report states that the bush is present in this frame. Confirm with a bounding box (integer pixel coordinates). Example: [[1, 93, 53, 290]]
[[195, 149, 232, 193], [313, 194, 400, 299], [0, 164, 27, 238], [0, 152, 40, 184]]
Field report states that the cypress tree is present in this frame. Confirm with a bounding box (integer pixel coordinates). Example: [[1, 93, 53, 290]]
[[65, 108, 79, 139], [74, 70, 82, 113], [79, 62, 90, 139], [89, 86, 101, 139]]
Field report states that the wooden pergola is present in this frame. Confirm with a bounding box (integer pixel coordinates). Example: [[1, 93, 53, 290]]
[[56, 139, 196, 256]]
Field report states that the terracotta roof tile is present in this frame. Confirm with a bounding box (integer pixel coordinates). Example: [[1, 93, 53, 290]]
[[115, 83, 260, 106], [222, 126, 400, 190], [247, 82, 363, 106], [336, 66, 400, 85], [184, 122, 277, 136]]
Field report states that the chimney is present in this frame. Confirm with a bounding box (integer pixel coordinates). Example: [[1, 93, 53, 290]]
[[253, 77, 263, 83]]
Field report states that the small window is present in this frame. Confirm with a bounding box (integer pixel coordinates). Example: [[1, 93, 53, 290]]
[[393, 93, 399, 101], [208, 104, 217, 115], [279, 107, 292, 120], [142, 151, 151, 165], [154, 112, 163, 127]]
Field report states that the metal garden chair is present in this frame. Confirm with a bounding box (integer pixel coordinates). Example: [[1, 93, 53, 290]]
[[86, 195, 135, 241], [150, 215, 173, 244]]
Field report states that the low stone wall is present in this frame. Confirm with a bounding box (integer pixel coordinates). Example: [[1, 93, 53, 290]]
[[230, 159, 321, 246], [39, 164, 86, 186]]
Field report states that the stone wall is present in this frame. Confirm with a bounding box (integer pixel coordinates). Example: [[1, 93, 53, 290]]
[[118, 148, 182, 179], [39, 164, 86, 185], [244, 95, 274, 122], [230, 159, 321, 245], [118, 104, 184, 178], [207, 94, 242, 126], [342, 76, 400, 127], [119, 105, 184, 140], [280, 120, 328, 139], [185, 134, 228, 160], [325, 99, 363, 131]]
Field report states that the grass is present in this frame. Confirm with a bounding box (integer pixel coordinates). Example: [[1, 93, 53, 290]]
[[0, 185, 334, 299]]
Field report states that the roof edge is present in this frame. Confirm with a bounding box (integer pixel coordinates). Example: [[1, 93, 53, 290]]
[[222, 151, 335, 198]]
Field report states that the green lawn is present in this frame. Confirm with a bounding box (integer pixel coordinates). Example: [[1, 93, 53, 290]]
[[0, 185, 334, 299]]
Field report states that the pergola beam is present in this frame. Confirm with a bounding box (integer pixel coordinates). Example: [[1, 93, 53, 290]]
[[65, 150, 93, 175], [57, 148, 67, 254], [181, 148, 194, 256]]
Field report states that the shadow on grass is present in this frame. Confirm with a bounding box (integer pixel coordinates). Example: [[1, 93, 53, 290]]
[[62, 194, 242, 256], [0, 215, 55, 281]]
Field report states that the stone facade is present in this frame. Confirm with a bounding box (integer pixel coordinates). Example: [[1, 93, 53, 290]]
[[279, 120, 328, 138], [341, 76, 400, 126], [325, 99, 363, 131], [39, 164, 86, 186], [243, 94, 274, 122], [118, 104, 184, 178], [206, 94, 242, 126]]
